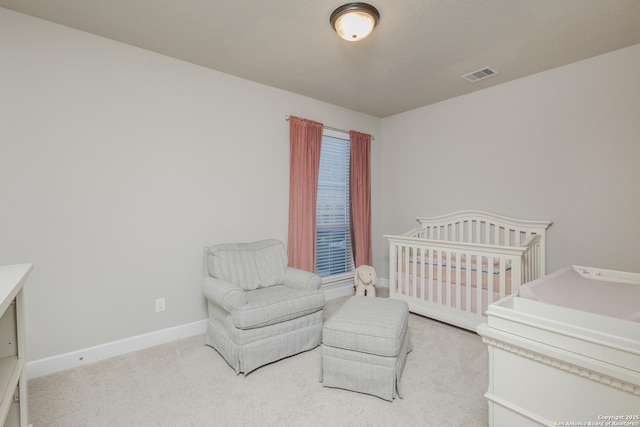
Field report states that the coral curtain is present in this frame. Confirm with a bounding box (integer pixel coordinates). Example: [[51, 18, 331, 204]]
[[350, 130, 372, 267], [287, 116, 324, 272]]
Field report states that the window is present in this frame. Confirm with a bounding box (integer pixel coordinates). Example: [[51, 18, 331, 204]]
[[315, 132, 354, 280]]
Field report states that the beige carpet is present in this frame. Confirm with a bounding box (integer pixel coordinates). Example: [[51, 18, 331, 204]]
[[28, 294, 489, 426]]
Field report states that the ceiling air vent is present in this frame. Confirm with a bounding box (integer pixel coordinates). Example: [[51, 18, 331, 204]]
[[462, 67, 499, 83]]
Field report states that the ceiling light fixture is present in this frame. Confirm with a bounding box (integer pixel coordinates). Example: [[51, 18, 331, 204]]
[[330, 3, 380, 42]]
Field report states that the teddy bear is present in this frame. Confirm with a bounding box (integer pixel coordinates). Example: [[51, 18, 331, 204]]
[[354, 264, 377, 297]]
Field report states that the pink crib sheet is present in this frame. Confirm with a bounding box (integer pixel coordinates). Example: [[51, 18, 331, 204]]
[[519, 266, 640, 322]]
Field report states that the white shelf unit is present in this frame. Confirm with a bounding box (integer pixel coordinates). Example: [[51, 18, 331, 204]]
[[0, 264, 32, 427]]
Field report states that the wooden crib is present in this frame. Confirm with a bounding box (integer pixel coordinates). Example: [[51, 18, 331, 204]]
[[385, 210, 552, 331]]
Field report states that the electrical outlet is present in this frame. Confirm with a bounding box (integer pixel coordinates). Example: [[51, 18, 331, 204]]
[[155, 297, 165, 312]]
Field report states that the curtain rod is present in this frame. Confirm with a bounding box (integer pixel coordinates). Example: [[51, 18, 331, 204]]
[[285, 115, 374, 140]]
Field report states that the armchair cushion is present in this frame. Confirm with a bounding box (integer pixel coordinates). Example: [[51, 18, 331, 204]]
[[232, 285, 325, 329], [207, 239, 287, 291]]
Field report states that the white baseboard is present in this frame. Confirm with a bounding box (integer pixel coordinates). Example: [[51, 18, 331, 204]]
[[27, 279, 390, 379], [322, 281, 355, 300], [26, 319, 207, 379], [322, 278, 388, 300]]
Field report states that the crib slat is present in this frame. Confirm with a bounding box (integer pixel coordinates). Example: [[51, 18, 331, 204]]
[[438, 249, 444, 305], [486, 255, 494, 308], [476, 255, 483, 315], [427, 248, 434, 304], [465, 252, 472, 313], [455, 252, 462, 310], [522, 248, 528, 283], [402, 245, 410, 297], [442, 250, 447, 306], [392, 244, 398, 295], [445, 250, 452, 308], [396, 245, 402, 295], [499, 258, 506, 299], [536, 244, 540, 278], [389, 243, 396, 297], [416, 246, 420, 297], [409, 246, 415, 298], [419, 247, 425, 300], [436, 249, 441, 304], [396, 245, 401, 294]]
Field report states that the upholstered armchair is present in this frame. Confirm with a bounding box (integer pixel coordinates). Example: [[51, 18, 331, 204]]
[[202, 239, 325, 375]]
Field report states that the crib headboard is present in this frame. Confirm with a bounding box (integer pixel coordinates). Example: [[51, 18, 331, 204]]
[[410, 210, 553, 271]]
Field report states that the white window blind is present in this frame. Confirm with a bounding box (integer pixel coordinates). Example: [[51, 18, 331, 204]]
[[315, 134, 354, 278]]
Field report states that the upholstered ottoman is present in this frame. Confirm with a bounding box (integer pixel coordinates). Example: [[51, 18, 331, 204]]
[[321, 296, 411, 401]]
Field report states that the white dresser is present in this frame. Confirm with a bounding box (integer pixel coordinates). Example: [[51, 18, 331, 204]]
[[0, 264, 32, 427], [477, 266, 640, 426]]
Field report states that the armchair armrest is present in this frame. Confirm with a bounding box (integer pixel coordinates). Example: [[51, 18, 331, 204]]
[[283, 267, 322, 291], [202, 276, 247, 312]]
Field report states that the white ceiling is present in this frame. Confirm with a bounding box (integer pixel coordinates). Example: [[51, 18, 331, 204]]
[[2, 0, 640, 118]]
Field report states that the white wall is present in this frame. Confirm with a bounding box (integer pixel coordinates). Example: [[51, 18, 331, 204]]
[[380, 43, 640, 277], [0, 8, 380, 361]]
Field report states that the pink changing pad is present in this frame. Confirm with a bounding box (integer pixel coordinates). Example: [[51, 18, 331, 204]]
[[519, 266, 640, 322]]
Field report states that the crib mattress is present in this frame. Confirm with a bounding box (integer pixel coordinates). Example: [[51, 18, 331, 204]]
[[402, 255, 513, 292], [408, 254, 511, 274], [519, 265, 640, 322]]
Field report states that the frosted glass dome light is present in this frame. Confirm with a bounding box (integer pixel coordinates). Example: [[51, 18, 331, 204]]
[[330, 3, 380, 42]]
